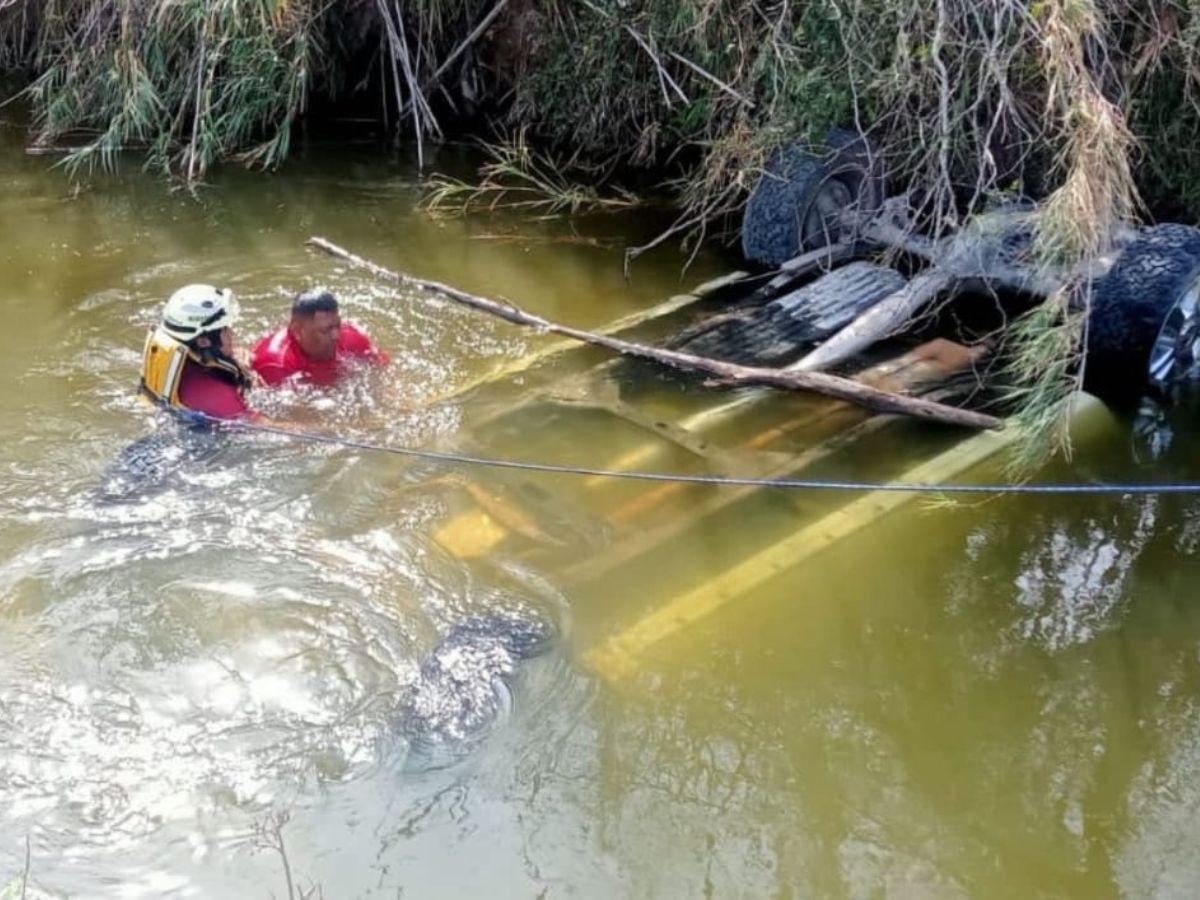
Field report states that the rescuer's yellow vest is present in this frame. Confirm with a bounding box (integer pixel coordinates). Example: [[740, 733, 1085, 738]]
[[139, 326, 246, 409]]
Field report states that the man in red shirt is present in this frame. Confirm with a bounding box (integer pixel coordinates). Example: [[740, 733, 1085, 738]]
[[252, 289, 389, 387]]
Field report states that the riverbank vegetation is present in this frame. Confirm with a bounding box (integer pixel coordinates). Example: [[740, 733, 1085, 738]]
[[5, 2, 1191, 226], [2, 0, 1198, 451]]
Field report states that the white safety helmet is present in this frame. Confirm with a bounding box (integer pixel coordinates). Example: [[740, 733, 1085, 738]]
[[160, 284, 239, 342]]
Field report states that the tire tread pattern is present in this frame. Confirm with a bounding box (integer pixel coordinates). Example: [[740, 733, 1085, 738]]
[[1087, 224, 1200, 399], [741, 149, 827, 267]]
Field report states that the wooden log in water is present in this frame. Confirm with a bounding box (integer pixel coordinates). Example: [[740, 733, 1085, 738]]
[[306, 235, 1003, 430], [793, 269, 958, 372]]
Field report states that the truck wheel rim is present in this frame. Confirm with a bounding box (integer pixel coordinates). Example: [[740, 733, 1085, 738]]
[[800, 178, 853, 250], [1148, 275, 1200, 397]]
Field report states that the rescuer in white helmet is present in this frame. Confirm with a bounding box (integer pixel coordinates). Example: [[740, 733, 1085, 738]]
[[139, 284, 255, 420]]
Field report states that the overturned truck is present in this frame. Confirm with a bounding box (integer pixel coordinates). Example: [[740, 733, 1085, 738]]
[[317, 134, 1200, 680]]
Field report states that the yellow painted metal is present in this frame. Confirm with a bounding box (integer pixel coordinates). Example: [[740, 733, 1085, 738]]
[[433, 507, 509, 559], [437, 340, 988, 565], [597, 340, 984, 526], [565, 411, 897, 580], [432, 478, 568, 558], [585, 393, 1113, 681], [430, 273, 754, 561]]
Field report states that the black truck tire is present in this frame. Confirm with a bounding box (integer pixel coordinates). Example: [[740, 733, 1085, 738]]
[[741, 130, 884, 267], [1085, 224, 1200, 402]]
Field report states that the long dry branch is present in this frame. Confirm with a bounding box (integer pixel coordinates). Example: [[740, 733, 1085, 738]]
[[306, 236, 1003, 430]]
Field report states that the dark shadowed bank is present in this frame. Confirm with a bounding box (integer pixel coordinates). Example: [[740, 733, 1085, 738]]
[[2, 0, 1199, 448]]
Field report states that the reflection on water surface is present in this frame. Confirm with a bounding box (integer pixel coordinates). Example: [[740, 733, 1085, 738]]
[[1, 118, 1200, 897]]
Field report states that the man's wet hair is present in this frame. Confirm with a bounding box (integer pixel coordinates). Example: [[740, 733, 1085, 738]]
[[291, 289, 339, 318]]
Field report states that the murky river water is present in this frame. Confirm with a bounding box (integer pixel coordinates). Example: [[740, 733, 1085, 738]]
[[3, 115, 1200, 898]]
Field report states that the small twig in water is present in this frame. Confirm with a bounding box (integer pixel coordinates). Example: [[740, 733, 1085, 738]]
[[253, 811, 297, 900], [20, 834, 29, 900]]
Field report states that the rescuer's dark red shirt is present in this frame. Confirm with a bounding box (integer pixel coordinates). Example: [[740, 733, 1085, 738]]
[[177, 364, 252, 420], [251, 323, 388, 387]]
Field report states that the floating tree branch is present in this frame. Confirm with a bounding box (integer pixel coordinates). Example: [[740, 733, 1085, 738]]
[[306, 235, 1002, 430]]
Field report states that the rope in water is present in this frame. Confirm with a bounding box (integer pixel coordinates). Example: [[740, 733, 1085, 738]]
[[190, 412, 1200, 496]]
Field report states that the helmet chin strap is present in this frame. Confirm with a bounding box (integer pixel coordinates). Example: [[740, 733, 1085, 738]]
[[190, 335, 251, 389]]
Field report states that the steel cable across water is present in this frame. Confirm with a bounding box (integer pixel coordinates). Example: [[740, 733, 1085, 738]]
[[179, 413, 1200, 497]]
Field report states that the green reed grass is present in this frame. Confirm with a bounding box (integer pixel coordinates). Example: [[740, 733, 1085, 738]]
[[4, 1, 325, 178]]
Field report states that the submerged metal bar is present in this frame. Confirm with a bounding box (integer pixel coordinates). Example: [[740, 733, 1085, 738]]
[[564, 411, 901, 583], [584, 339, 986, 495]]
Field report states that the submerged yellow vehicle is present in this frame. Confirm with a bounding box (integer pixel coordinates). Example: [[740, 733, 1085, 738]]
[[411, 263, 1114, 684], [368, 129, 1200, 684]]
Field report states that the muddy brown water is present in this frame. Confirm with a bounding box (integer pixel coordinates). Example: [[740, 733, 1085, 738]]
[[2, 118, 1200, 898]]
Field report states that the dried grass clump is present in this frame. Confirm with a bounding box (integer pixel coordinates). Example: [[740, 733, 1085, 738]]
[[1006, 0, 1140, 465], [0, 0, 488, 180], [1034, 0, 1138, 264]]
